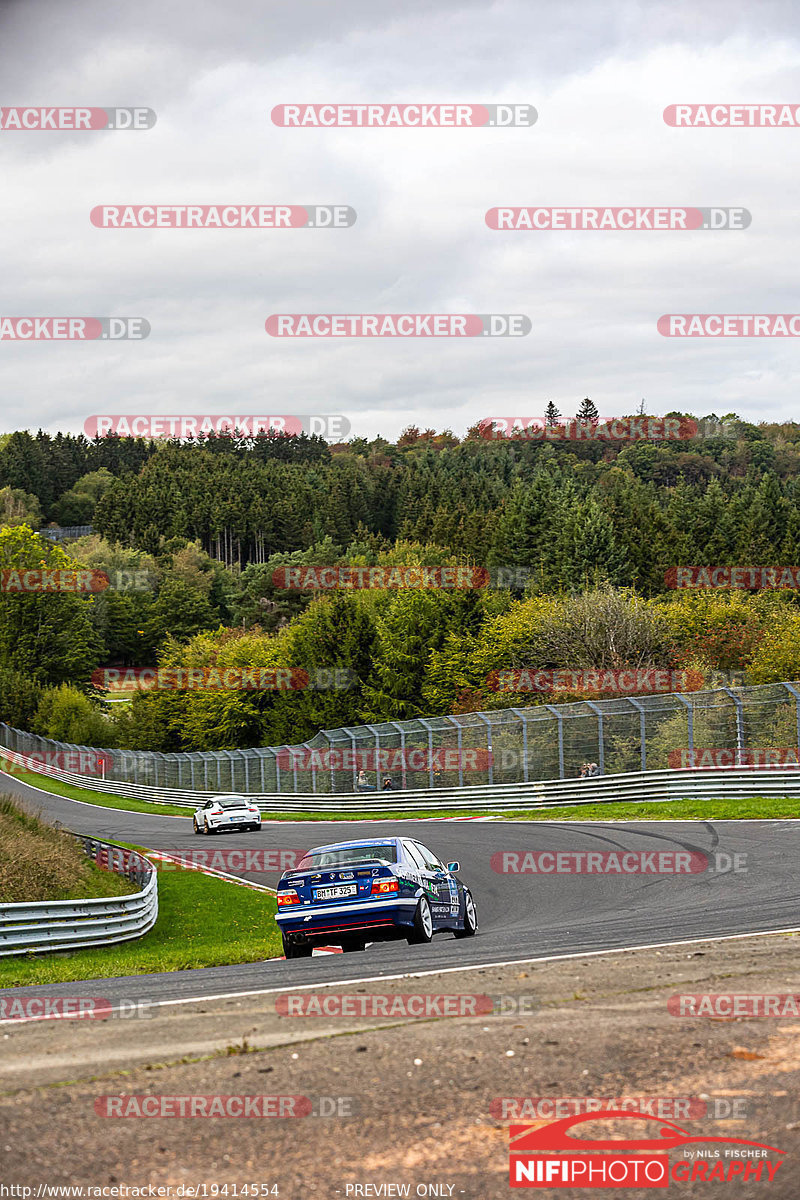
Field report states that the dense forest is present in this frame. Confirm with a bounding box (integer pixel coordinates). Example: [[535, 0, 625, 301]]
[[2, 409, 800, 753]]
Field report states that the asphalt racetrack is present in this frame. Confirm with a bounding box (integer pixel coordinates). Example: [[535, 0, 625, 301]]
[[2, 773, 799, 1004]]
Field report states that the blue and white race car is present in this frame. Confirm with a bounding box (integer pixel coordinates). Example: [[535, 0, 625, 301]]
[[275, 836, 478, 958]]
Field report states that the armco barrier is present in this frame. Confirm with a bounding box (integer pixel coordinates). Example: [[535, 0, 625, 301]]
[[3, 741, 800, 812], [0, 837, 158, 956]]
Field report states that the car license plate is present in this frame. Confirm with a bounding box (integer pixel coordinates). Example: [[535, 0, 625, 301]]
[[313, 884, 357, 900], [228, 815, 247, 822]]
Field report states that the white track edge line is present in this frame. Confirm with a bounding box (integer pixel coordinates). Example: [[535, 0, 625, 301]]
[[4, 925, 797, 1023]]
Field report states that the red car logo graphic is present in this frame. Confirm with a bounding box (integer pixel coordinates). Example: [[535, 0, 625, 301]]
[[510, 1110, 785, 1155]]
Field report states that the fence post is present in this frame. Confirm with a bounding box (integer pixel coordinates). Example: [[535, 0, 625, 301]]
[[628, 698, 647, 771], [476, 713, 494, 787], [344, 728, 358, 792], [721, 687, 745, 765], [781, 683, 800, 760], [322, 732, 336, 793], [366, 724, 382, 790], [674, 693, 694, 767], [445, 717, 465, 788], [222, 749, 235, 792], [543, 706, 565, 779], [386, 721, 407, 790], [419, 718, 436, 788], [584, 701, 605, 775], [302, 742, 316, 794], [509, 708, 529, 783]]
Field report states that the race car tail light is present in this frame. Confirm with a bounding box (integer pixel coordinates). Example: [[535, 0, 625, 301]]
[[371, 878, 399, 895], [277, 889, 300, 906]]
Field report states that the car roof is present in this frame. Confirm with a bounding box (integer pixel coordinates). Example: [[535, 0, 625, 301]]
[[307, 837, 402, 854]]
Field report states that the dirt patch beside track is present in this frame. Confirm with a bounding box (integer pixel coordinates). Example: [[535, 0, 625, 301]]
[[0, 933, 798, 1198]]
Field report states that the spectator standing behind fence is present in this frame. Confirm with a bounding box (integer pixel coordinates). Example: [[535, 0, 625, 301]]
[[357, 769, 374, 792], [589, 762, 600, 777], [579, 762, 590, 779], [382, 776, 394, 791]]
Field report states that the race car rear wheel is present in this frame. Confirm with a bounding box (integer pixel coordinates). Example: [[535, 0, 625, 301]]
[[283, 935, 312, 959], [407, 896, 433, 944], [193, 818, 202, 835], [453, 889, 477, 939]]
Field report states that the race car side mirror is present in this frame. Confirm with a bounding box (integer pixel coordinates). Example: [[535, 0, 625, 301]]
[[447, 861, 460, 873]]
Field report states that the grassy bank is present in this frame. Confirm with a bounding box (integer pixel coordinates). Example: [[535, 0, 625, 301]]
[[0, 794, 137, 903]]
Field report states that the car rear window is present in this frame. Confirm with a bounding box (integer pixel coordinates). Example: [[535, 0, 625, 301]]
[[217, 797, 249, 809], [298, 843, 399, 869]]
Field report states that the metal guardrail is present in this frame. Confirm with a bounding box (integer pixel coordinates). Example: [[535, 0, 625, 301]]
[[0, 836, 158, 956], [4, 743, 800, 813]]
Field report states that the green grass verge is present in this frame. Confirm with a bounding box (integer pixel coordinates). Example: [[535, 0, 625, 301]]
[[508, 796, 799, 821], [3, 759, 797, 823], [1, 760, 192, 817], [0, 854, 282, 987]]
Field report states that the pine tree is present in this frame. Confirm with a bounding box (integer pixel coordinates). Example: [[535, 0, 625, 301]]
[[557, 496, 629, 589], [544, 400, 561, 426], [696, 479, 737, 562], [740, 472, 787, 562], [487, 471, 559, 584], [780, 506, 800, 562], [576, 397, 600, 423]]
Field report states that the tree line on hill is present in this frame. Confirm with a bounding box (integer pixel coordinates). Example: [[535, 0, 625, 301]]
[[0, 411, 800, 751]]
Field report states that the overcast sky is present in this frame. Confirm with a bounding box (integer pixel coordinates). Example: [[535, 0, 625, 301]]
[[1, 0, 799, 442]]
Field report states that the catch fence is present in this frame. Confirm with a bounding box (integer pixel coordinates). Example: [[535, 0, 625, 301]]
[[2, 681, 799, 796]]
